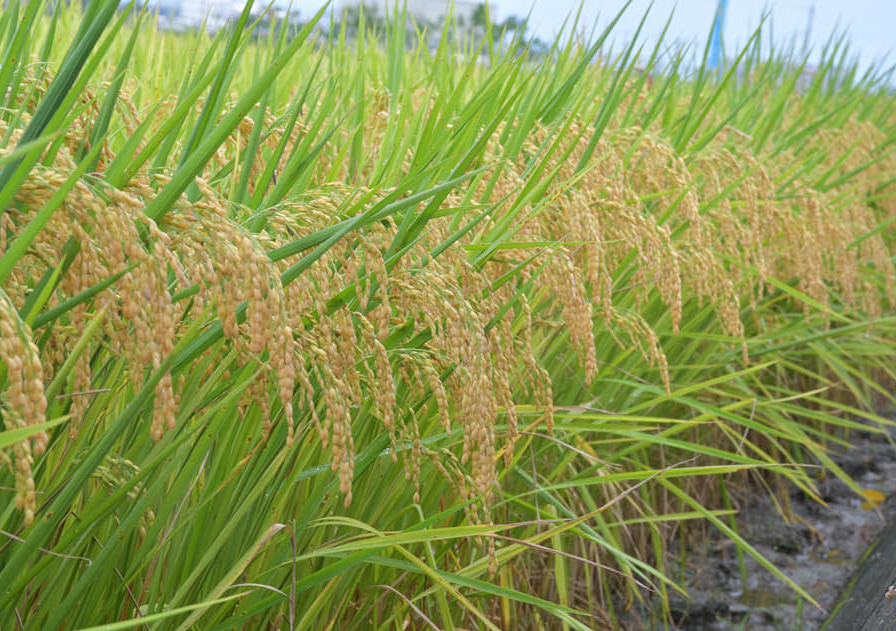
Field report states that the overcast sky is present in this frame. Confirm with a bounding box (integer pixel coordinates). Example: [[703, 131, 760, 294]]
[[284, 1, 894, 74], [497, 1, 894, 73]]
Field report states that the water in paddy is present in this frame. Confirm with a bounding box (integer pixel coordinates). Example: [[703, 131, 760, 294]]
[[622, 424, 896, 631]]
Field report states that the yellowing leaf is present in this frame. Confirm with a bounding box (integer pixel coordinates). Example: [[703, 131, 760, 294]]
[[860, 488, 886, 510]]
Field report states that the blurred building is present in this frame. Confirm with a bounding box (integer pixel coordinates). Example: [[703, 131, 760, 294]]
[[123, 0, 243, 33], [336, 0, 482, 25], [120, 0, 488, 34]]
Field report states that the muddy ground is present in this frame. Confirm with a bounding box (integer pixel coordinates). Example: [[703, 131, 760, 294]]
[[622, 423, 896, 631]]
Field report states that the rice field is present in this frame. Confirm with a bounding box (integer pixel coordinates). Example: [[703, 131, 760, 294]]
[[1, 1, 896, 629]]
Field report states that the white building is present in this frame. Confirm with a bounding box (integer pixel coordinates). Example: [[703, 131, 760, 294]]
[[336, 0, 482, 26], [128, 0, 244, 33], [126, 0, 486, 32], [177, 0, 244, 30]]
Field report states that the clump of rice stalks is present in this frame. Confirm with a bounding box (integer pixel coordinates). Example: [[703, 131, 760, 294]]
[[0, 98, 300, 518], [692, 124, 896, 324], [0, 291, 47, 526], [5, 78, 892, 546], [4, 6, 896, 628]]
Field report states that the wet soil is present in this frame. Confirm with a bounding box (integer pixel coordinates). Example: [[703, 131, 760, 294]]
[[626, 425, 896, 631]]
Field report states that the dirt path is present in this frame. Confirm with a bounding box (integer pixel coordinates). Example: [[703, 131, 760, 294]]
[[625, 425, 896, 631]]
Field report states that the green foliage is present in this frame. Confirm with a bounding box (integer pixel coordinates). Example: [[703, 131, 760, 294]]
[[0, 2, 895, 630]]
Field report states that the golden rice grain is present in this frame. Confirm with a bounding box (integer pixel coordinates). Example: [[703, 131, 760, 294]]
[[3, 74, 893, 536], [0, 290, 47, 526]]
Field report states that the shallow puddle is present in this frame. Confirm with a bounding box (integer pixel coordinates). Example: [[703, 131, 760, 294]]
[[739, 587, 798, 608], [627, 427, 896, 631]]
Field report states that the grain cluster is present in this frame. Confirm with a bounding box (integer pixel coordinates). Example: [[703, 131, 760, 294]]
[[2, 76, 895, 542]]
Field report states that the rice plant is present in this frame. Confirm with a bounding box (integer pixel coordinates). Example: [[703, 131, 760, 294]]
[[1, 1, 894, 629]]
